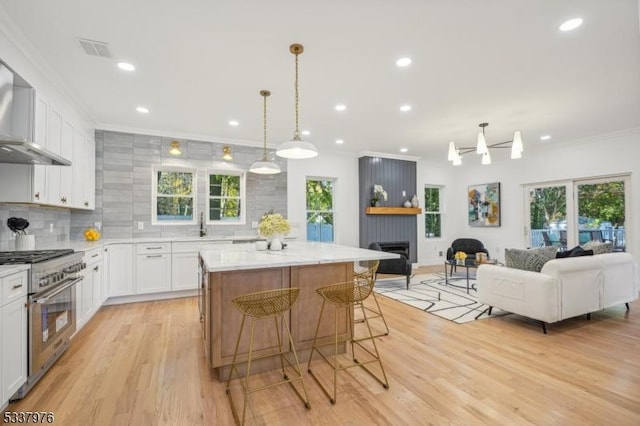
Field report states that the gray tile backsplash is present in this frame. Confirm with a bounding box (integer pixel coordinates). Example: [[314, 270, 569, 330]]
[[0, 204, 70, 251], [70, 130, 287, 240]]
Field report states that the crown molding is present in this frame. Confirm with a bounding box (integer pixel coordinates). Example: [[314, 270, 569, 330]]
[[357, 150, 421, 162]]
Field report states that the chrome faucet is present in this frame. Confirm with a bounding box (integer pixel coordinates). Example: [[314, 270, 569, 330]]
[[199, 212, 207, 237]]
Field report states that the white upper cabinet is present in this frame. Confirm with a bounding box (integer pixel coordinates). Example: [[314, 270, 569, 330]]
[[0, 91, 95, 210]]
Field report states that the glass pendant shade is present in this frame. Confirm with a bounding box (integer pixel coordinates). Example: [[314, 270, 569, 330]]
[[447, 141, 457, 161], [481, 150, 491, 165], [476, 132, 488, 154], [511, 130, 523, 159], [452, 151, 462, 166], [276, 137, 318, 159], [249, 159, 281, 174]]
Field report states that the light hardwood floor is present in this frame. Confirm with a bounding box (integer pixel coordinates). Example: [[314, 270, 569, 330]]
[[5, 266, 640, 425]]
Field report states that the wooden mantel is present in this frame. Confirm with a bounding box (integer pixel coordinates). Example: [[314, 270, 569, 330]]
[[365, 207, 422, 215]]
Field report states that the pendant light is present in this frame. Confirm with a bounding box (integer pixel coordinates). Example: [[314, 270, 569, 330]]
[[222, 146, 233, 161], [249, 90, 281, 174], [476, 123, 489, 154], [276, 43, 318, 159]]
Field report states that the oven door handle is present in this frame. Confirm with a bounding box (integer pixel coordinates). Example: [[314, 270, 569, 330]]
[[34, 276, 84, 304]]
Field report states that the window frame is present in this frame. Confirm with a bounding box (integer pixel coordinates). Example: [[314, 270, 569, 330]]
[[424, 185, 443, 239], [305, 176, 336, 242], [151, 165, 197, 225], [206, 169, 247, 226]]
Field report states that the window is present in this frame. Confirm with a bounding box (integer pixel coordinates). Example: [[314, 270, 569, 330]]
[[306, 178, 335, 242], [152, 166, 196, 224], [424, 186, 442, 238], [207, 170, 245, 224], [524, 175, 629, 251]]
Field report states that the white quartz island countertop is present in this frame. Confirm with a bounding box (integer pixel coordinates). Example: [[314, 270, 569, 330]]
[[199, 241, 400, 272]]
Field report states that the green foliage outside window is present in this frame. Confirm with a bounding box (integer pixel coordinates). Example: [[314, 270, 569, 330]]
[[306, 179, 334, 242], [156, 171, 194, 221], [209, 174, 242, 222], [424, 187, 441, 238], [578, 182, 625, 227]]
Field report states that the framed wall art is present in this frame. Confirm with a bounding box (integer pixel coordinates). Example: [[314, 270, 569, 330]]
[[468, 182, 501, 227]]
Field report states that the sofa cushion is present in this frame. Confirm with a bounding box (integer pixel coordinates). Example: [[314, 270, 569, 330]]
[[555, 245, 594, 258], [582, 240, 613, 255], [505, 246, 557, 272]]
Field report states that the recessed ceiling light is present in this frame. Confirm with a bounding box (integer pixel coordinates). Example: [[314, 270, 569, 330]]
[[400, 148, 408, 153], [399, 105, 412, 112], [540, 135, 552, 141], [335, 139, 344, 145], [559, 18, 583, 32], [136, 106, 149, 114], [117, 62, 135, 71], [302, 130, 311, 136], [335, 104, 346, 112], [228, 120, 239, 127], [396, 57, 412, 67]]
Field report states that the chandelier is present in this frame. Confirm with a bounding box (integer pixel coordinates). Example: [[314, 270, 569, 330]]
[[448, 123, 523, 165], [249, 90, 281, 174], [276, 43, 318, 159]]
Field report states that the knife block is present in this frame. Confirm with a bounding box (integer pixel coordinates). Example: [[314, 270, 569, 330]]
[[15, 235, 35, 251]]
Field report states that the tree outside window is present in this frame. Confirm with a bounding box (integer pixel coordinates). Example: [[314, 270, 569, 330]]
[[424, 186, 442, 238], [153, 167, 196, 224], [207, 171, 245, 224], [306, 178, 334, 242]]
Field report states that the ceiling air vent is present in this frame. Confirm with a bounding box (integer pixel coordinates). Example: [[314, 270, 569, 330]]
[[78, 38, 112, 58]]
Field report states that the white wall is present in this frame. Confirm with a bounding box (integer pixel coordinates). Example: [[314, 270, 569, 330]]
[[286, 129, 640, 263], [417, 128, 640, 265], [287, 152, 360, 246]]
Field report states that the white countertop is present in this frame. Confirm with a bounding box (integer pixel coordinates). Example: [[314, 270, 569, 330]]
[[0, 264, 30, 278], [200, 241, 399, 272]]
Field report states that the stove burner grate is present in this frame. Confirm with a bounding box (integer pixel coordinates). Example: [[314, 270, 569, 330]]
[[0, 249, 75, 264]]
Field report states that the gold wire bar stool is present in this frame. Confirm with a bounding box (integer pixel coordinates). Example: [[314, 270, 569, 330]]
[[226, 288, 310, 425], [353, 259, 389, 336], [307, 276, 389, 404]]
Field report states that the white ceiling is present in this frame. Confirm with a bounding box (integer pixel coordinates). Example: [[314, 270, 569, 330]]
[[2, 0, 640, 161]]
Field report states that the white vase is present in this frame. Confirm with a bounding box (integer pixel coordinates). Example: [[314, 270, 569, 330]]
[[411, 194, 419, 208], [270, 237, 283, 251], [403, 200, 412, 208], [255, 240, 268, 251]]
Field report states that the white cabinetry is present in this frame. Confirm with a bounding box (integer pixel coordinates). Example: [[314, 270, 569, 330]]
[[0, 268, 28, 407], [171, 241, 233, 291], [136, 243, 171, 294], [106, 244, 134, 297], [0, 91, 94, 210], [76, 247, 103, 331]]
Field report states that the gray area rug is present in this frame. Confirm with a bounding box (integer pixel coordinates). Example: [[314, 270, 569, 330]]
[[373, 272, 508, 324]]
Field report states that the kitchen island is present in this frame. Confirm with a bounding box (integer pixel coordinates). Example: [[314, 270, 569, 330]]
[[199, 241, 399, 378]]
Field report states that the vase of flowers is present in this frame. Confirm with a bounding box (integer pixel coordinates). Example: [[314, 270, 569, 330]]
[[454, 251, 467, 265], [258, 212, 291, 251], [371, 184, 388, 207]]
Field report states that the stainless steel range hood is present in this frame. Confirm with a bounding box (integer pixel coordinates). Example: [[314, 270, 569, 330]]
[[0, 136, 71, 166], [0, 60, 70, 166]]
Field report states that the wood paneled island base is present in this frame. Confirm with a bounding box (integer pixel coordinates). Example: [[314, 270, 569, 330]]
[[205, 262, 352, 379]]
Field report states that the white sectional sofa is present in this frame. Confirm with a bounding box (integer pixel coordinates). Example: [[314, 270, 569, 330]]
[[476, 252, 639, 333]]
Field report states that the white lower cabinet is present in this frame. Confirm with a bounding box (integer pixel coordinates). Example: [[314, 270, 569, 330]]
[[171, 252, 199, 291], [76, 247, 104, 331], [1, 269, 28, 407], [136, 252, 172, 294], [106, 244, 134, 297]]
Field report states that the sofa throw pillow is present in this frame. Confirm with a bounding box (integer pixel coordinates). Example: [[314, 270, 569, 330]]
[[556, 245, 594, 258], [505, 246, 557, 272], [582, 240, 613, 255]]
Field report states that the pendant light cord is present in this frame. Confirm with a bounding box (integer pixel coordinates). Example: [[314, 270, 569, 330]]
[[260, 90, 271, 161], [294, 49, 300, 139]]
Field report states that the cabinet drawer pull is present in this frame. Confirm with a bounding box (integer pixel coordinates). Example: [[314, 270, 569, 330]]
[[146, 246, 163, 250], [94, 266, 99, 271], [35, 192, 40, 200], [12, 284, 23, 289], [146, 254, 163, 258], [92, 253, 99, 258]]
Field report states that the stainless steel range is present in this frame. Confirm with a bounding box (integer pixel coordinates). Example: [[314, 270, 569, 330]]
[[0, 249, 85, 400]]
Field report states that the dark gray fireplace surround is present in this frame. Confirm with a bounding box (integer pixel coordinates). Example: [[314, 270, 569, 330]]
[[359, 156, 418, 263]]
